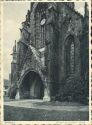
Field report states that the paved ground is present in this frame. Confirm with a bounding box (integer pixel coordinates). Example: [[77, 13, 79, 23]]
[[4, 99, 88, 111], [4, 99, 89, 121]]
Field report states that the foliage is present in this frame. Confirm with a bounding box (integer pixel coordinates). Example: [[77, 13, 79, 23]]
[[56, 77, 89, 104]]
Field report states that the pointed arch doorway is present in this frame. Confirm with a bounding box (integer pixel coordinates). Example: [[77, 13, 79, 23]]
[[19, 71, 44, 99]]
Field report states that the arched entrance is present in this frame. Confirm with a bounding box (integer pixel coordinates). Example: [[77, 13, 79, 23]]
[[19, 71, 44, 99]]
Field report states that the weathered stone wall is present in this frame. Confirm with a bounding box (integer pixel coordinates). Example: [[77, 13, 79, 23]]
[[57, 3, 85, 101], [11, 2, 89, 103]]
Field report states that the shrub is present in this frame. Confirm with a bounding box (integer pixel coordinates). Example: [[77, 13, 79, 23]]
[[56, 77, 88, 104]]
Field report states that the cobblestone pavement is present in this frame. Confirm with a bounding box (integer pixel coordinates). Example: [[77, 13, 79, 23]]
[[4, 99, 88, 112]]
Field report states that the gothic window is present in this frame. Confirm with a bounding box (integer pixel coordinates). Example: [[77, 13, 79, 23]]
[[65, 36, 75, 76], [70, 42, 74, 73], [34, 3, 47, 49]]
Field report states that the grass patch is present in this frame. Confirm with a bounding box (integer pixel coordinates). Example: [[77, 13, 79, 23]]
[[4, 105, 89, 121]]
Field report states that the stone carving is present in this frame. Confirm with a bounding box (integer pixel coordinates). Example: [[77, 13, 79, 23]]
[[10, 3, 88, 103]]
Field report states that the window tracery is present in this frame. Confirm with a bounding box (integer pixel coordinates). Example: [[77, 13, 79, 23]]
[[70, 42, 75, 73], [65, 36, 75, 76], [34, 4, 47, 49]]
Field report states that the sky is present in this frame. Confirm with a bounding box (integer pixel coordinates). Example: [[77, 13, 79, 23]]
[[3, 2, 86, 79]]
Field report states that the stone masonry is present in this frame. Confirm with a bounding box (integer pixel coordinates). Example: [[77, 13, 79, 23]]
[[10, 2, 89, 103]]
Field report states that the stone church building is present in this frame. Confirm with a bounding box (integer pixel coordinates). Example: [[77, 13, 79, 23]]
[[10, 2, 89, 103]]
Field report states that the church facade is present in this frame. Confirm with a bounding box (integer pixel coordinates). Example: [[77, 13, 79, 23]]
[[10, 2, 89, 103]]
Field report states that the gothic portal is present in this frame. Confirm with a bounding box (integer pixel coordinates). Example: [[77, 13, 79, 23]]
[[19, 71, 44, 99]]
